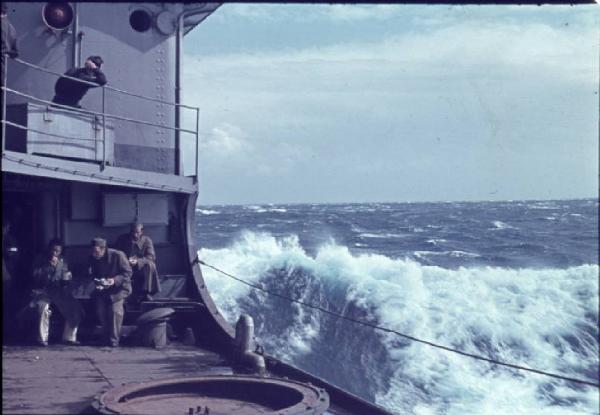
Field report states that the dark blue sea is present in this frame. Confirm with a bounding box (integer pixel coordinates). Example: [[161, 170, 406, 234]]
[[195, 199, 599, 415]]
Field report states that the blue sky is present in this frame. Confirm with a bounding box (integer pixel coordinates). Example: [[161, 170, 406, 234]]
[[182, 4, 598, 205]]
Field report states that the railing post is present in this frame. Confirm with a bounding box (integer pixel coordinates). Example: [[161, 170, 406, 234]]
[[72, 2, 80, 68], [101, 86, 106, 171], [195, 107, 199, 184], [1, 56, 7, 153]]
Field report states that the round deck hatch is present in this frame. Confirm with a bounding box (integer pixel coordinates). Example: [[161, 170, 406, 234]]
[[92, 375, 330, 415]]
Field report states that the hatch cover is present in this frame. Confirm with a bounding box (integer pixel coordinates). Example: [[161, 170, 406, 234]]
[[92, 374, 330, 415]]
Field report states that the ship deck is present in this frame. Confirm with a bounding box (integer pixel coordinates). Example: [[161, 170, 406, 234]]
[[2, 343, 232, 415]]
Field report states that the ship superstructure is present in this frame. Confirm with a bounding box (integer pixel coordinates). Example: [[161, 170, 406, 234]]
[[1, 3, 394, 414]]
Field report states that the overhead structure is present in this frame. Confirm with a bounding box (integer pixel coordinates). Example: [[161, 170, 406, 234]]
[[183, 3, 223, 36]]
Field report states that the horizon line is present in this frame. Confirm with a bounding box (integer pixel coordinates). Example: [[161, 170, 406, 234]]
[[196, 196, 597, 207]]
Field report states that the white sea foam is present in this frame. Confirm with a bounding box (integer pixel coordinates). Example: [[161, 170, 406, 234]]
[[491, 220, 517, 230], [244, 205, 287, 213], [528, 202, 561, 210], [197, 209, 221, 215], [414, 250, 480, 259], [198, 231, 599, 415], [359, 232, 407, 239], [426, 225, 444, 230], [426, 238, 447, 245]]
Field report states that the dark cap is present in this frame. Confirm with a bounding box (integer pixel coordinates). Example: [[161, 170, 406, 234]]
[[1, 4, 8, 14], [48, 238, 64, 247], [91, 237, 107, 248], [87, 55, 104, 68]]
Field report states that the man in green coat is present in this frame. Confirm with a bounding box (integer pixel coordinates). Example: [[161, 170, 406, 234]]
[[89, 237, 132, 347], [27, 239, 84, 346], [115, 223, 160, 302]]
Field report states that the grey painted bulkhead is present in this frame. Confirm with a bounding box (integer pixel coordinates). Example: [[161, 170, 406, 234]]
[[2, 174, 192, 299], [2, 1, 222, 324], [6, 2, 183, 174]]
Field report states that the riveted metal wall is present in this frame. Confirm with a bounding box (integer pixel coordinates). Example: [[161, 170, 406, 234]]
[[79, 2, 182, 173], [5, 2, 183, 174], [5, 3, 74, 107]]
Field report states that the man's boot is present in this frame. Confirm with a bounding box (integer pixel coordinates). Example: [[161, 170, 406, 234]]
[[62, 321, 80, 345]]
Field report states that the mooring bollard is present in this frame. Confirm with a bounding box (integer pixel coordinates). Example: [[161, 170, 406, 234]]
[[235, 314, 266, 374]]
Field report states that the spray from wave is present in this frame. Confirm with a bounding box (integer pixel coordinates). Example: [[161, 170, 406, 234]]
[[199, 231, 599, 415]]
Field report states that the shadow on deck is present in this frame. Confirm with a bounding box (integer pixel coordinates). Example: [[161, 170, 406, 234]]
[[2, 343, 232, 415]]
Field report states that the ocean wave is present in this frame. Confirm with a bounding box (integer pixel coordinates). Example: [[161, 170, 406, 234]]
[[414, 250, 480, 259], [245, 205, 288, 213], [528, 202, 561, 210], [425, 238, 447, 246], [491, 220, 518, 230], [198, 231, 599, 414], [196, 209, 221, 215], [359, 233, 407, 239]]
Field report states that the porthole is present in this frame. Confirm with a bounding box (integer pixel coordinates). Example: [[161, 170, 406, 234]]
[[129, 9, 152, 32]]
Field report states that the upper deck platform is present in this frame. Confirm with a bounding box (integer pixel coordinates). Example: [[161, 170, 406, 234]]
[[2, 56, 200, 184], [2, 149, 197, 194]]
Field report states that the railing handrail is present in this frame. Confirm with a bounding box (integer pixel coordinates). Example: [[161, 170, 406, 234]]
[[3, 57, 201, 179], [3, 86, 197, 135], [13, 58, 100, 87], [13, 57, 198, 110]]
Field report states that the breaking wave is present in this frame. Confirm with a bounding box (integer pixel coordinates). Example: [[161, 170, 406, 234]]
[[491, 220, 517, 230], [199, 231, 599, 415], [245, 205, 288, 213], [196, 208, 221, 215]]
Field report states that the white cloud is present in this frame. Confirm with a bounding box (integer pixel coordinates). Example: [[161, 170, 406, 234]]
[[184, 11, 598, 203], [201, 123, 252, 158], [208, 3, 598, 26], [325, 5, 405, 22], [188, 21, 595, 84], [211, 4, 405, 23], [185, 19, 596, 135]]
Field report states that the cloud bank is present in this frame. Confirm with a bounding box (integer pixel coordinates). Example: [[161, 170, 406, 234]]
[[183, 5, 598, 204]]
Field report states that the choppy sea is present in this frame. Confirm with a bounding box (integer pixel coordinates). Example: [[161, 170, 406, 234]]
[[195, 199, 599, 415]]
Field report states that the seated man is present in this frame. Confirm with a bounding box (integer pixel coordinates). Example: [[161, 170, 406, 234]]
[[25, 239, 84, 346], [115, 223, 161, 302], [52, 55, 107, 108], [89, 237, 132, 347]]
